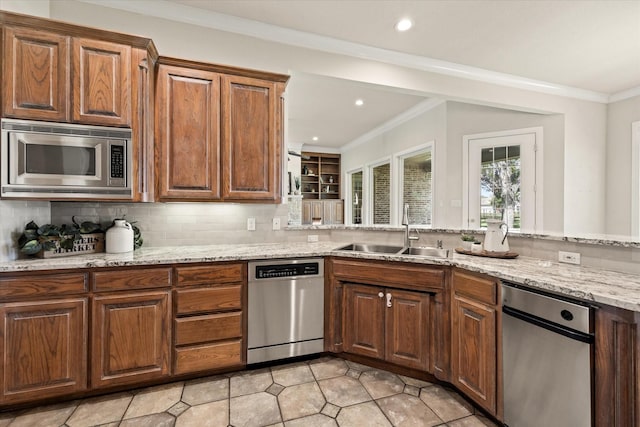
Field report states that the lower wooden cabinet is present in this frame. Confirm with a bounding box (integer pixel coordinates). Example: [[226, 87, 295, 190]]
[[344, 283, 431, 371], [594, 304, 640, 427], [0, 298, 88, 405], [173, 264, 246, 375], [450, 269, 499, 417], [91, 291, 171, 389]]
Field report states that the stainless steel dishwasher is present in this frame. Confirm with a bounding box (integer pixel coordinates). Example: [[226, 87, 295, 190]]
[[248, 258, 324, 364], [502, 282, 594, 427]]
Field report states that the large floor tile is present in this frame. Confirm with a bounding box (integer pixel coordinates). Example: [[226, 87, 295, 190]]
[[6, 401, 77, 427], [119, 412, 175, 427], [447, 414, 498, 427], [66, 392, 133, 427], [278, 381, 325, 421], [336, 401, 391, 427], [123, 381, 184, 419], [318, 376, 371, 407], [230, 368, 273, 397], [175, 399, 229, 427], [182, 376, 229, 406], [309, 357, 349, 380], [359, 369, 405, 399], [230, 391, 281, 427], [377, 393, 442, 427], [272, 363, 315, 386], [285, 413, 338, 427], [419, 385, 473, 422]]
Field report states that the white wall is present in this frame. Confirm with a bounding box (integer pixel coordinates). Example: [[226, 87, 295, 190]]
[[605, 95, 640, 236], [0, 0, 49, 17]]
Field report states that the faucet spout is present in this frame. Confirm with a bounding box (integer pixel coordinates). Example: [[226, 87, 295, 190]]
[[402, 204, 419, 248], [402, 203, 409, 226]]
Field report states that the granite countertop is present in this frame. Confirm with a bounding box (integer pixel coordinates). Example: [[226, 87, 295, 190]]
[[1, 241, 640, 312]]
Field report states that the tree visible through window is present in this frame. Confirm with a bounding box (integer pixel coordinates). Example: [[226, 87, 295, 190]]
[[480, 145, 521, 228]]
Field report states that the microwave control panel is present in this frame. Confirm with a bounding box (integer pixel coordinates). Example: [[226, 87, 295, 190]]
[[110, 144, 125, 180]]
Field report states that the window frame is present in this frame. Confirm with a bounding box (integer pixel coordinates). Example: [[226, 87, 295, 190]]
[[394, 141, 435, 228], [345, 167, 364, 225], [366, 157, 393, 225]]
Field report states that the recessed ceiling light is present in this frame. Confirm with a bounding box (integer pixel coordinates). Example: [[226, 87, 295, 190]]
[[312, 136, 319, 141], [395, 18, 413, 32], [355, 99, 364, 107]]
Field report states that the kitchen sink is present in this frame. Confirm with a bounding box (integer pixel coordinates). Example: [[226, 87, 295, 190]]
[[335, 243, 449, 258], [400, 246, 450, 258], [335, 243, 405, 254]]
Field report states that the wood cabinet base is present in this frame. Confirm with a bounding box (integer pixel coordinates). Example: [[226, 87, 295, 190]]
[[174, 340, 243, 375]]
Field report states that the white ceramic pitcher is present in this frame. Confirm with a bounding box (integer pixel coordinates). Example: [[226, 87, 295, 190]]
[[106, 219, 134, 253], [484, 219, 510, 253]]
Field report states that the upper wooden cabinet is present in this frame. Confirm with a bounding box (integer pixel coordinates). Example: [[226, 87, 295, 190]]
[[2, 26, 70, 121], [156, 64, 221, 200], [155, 57, 288, 202], [72, 38, 131, 126], [3, 26, 132, 127]]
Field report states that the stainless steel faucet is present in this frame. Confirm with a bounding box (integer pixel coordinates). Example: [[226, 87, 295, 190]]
[[402, 204, 419, 248]]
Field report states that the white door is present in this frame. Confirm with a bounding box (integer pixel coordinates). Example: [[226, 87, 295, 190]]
[[464, 129, 541, 233]]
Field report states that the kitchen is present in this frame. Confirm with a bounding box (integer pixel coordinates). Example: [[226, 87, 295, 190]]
[[0, 1, 639, 426]]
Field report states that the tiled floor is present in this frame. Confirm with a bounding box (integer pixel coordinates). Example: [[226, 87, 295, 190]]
[[0, 356, 498, 427]]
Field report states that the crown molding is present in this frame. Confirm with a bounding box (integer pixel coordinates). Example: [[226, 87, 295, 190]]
[[76, 0, 611, 103], [341, 99, 445, 154], [609, 85, 640, 103], [301, 144, 341, 154]]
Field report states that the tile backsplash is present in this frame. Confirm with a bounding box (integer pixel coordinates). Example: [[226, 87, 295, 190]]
[[0, 200, 50, 261], [50, 202, 299, 248]]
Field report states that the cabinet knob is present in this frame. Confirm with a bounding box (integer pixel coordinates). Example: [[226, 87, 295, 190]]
[[378, 292, 384, 298]]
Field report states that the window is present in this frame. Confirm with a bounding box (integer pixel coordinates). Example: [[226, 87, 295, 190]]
[[398, 147, 433, 226], [370, 161, 391, 224], [464, 128, 543, 233], [348, 169, 363, 224]]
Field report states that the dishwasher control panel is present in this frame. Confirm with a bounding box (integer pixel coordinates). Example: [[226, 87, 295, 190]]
[[255, 262, 320, 279]]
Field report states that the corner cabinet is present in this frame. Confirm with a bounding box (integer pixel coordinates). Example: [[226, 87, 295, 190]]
[[450, 268, 501, 418], [155, 57, 288, 202]]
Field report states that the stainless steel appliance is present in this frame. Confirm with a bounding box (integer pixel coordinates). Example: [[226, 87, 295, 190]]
[[248, 258, 324, 364], [1, 118, 132, 199], [502, 282, 594, 427]]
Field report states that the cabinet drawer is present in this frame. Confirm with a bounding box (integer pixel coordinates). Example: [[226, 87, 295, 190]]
[[0, 273, 87, 299], [175, 285, 242, 315], [176, 264, 245, 287], [452, 269, 498, 306], [93, 268, 172, 291], [174, 340, 242, 375], [175, 312, 242, 346]]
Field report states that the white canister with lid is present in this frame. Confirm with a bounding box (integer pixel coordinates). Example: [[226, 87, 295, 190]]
[[106, 219, 134, 253]]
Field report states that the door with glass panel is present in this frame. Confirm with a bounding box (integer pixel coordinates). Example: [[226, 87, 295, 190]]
[[467, 133, 536, 232]]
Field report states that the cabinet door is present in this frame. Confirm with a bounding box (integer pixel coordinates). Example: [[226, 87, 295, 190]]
[[343, 284, 385, 360], [385, 289, 430, 371], [324, 200, 344, 225], [2, 26, 70, 121], [156, 65, 221, 200], [221, 75, 282, 201], [92, 291, 171, 388], [594, 305, 640, 427], [0, 298, 87, 405], [72, 38, 131, 126], [451, 294, 497, 414]]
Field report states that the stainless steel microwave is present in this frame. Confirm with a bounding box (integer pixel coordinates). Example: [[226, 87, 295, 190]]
[[1, 119, 132, 199]]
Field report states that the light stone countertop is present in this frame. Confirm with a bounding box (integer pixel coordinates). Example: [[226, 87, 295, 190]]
[[1, 241, 640, 312]]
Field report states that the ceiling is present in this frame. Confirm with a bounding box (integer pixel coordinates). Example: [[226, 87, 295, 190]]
[[153, 1, 640, 149]]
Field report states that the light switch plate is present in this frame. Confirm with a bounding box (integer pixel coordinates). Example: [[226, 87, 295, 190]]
[[247, 217, 256, 231], [272, 217, 281, 230], [307, 234, 319, 242]]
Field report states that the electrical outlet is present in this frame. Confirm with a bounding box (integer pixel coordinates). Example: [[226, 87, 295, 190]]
[[247, 217, 256, 231], [272, 217, 281, 230], [307, 234, 319, 243], [558, 251, 581, 265]]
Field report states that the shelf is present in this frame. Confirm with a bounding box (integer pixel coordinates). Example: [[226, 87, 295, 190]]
[[301, 151, 341, 199]]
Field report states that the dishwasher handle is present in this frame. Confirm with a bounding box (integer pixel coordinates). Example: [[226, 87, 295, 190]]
[[503, 305, 594, 344]]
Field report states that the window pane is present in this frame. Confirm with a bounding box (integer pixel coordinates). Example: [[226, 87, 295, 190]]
[[351, 171, 363, 224], [372, 163, 390, 224], [480, 145, 521, 229], [402, 151, 432, 226]]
